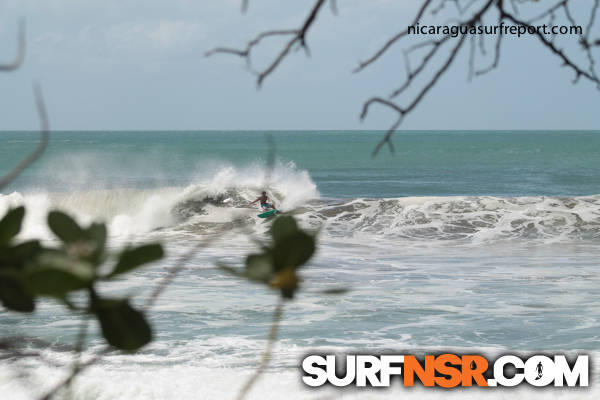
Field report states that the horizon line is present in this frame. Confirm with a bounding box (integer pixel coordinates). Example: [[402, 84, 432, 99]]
[[1, 129, 599, 133]]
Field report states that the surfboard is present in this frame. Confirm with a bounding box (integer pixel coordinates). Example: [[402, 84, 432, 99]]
[[257, 209, 277, 218]]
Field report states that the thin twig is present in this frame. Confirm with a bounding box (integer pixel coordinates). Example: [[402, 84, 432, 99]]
[[64, 318, 89, 395], [527, 0, 568, 24], [585, 0, 599, 41], [39, 231, 234, 400], [38, 349, 110, 400], [213, 0, 600, 156], [474, 16, 504, 76], [391, 36, 452, 98], [363, 33, 468, 157], [207, 0, 327, 88], [235, 298, 284, 400], [354, 0, 434, 72], [503, 10, 600, 85], [0, 20, 25, 72], [0, 83, 49, 191], [468, 33, 476, 81], [144, 233, 223, 310]]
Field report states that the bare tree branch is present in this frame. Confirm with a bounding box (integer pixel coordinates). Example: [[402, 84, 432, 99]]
[[468, 33, 477, 81], [509, 0, 519, 16], [0, 83, 49, 191], [0, 20, 25, 72], [561, 2, 599, 83], [502, 10, 600, 86], [38, 348, 110, 400], [362, 34, 468, 157], [207, 0, 327, 87], [205, 30, 297, 59], [354, 0, 434, 73], [63, 317, 89, 395], [361, 0, 496, 155], [390, 36, 452, 98], [475, 16, 504, 76], [527, 0, 567, 23], [143, 234, 221, 310], [235, 298, 284, 400], [585, 0, 598, 41], [214, 0, 600, 157]]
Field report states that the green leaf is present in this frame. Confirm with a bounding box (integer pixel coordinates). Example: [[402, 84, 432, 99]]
[[272, 231, 315, 271], [47, 211, 85, 243], [85, 222, 107, 264], [26, 267, 90, 296], [0, 206, 25, 244], [245, 254, 274, 282], [26, 252, 94, 296], [10, 240, 43, 260], [109, 243, 164, 277], [0, 273, 35, 312], [87, 222, 107, 246], [270, 216, 298, 243], [93, 298, 152, 351], [0, 240, 42, 269]]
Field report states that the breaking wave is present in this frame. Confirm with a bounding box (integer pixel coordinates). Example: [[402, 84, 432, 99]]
[[0, 161, 318, 240], [2, 162, 600, 243], [310, 195, 600, 243]]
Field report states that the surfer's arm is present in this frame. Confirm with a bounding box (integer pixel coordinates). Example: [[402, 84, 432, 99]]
[[249, 198, 259, 205]]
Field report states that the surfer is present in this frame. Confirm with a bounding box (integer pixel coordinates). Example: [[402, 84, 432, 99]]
[[250, 191, 275, 211], [535, 361, 543, 380]]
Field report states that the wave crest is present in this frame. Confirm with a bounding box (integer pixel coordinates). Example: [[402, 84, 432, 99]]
[[0, 162, 319, 239], [310, 195, 600, 242]]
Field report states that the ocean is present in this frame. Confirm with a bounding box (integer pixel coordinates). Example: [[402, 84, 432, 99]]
[[1, 130, 599, 399]]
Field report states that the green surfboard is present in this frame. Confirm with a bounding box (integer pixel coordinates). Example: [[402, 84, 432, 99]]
[[257, 209, 277, 218]]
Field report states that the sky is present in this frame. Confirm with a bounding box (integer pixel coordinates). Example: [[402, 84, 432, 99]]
[[0, 0, 598, 131]]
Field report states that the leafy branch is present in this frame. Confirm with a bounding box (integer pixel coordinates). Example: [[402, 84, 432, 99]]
[[0, 208, 164, 350], [218, 215, 345, 400]]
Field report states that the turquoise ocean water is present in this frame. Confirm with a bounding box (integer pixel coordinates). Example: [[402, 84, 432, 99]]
[[1, 130, 600, 399], [2, 130, 600, 197]]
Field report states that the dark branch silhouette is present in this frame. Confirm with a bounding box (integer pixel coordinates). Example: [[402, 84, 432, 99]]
[[206, 0, 327, 88], [0, 83, 49, 190], [0, 23, 48, 192], [209, 0, 600, 155], [0, 21, 25, 72], [354, 0, 435, 73]]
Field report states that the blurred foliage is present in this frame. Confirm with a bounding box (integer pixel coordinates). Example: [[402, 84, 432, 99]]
[[218, 215, 317, 299], [0, 206, 163, 351]]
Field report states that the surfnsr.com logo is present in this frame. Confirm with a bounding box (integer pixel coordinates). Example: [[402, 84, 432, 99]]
[[301, 354, 589, 388]]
